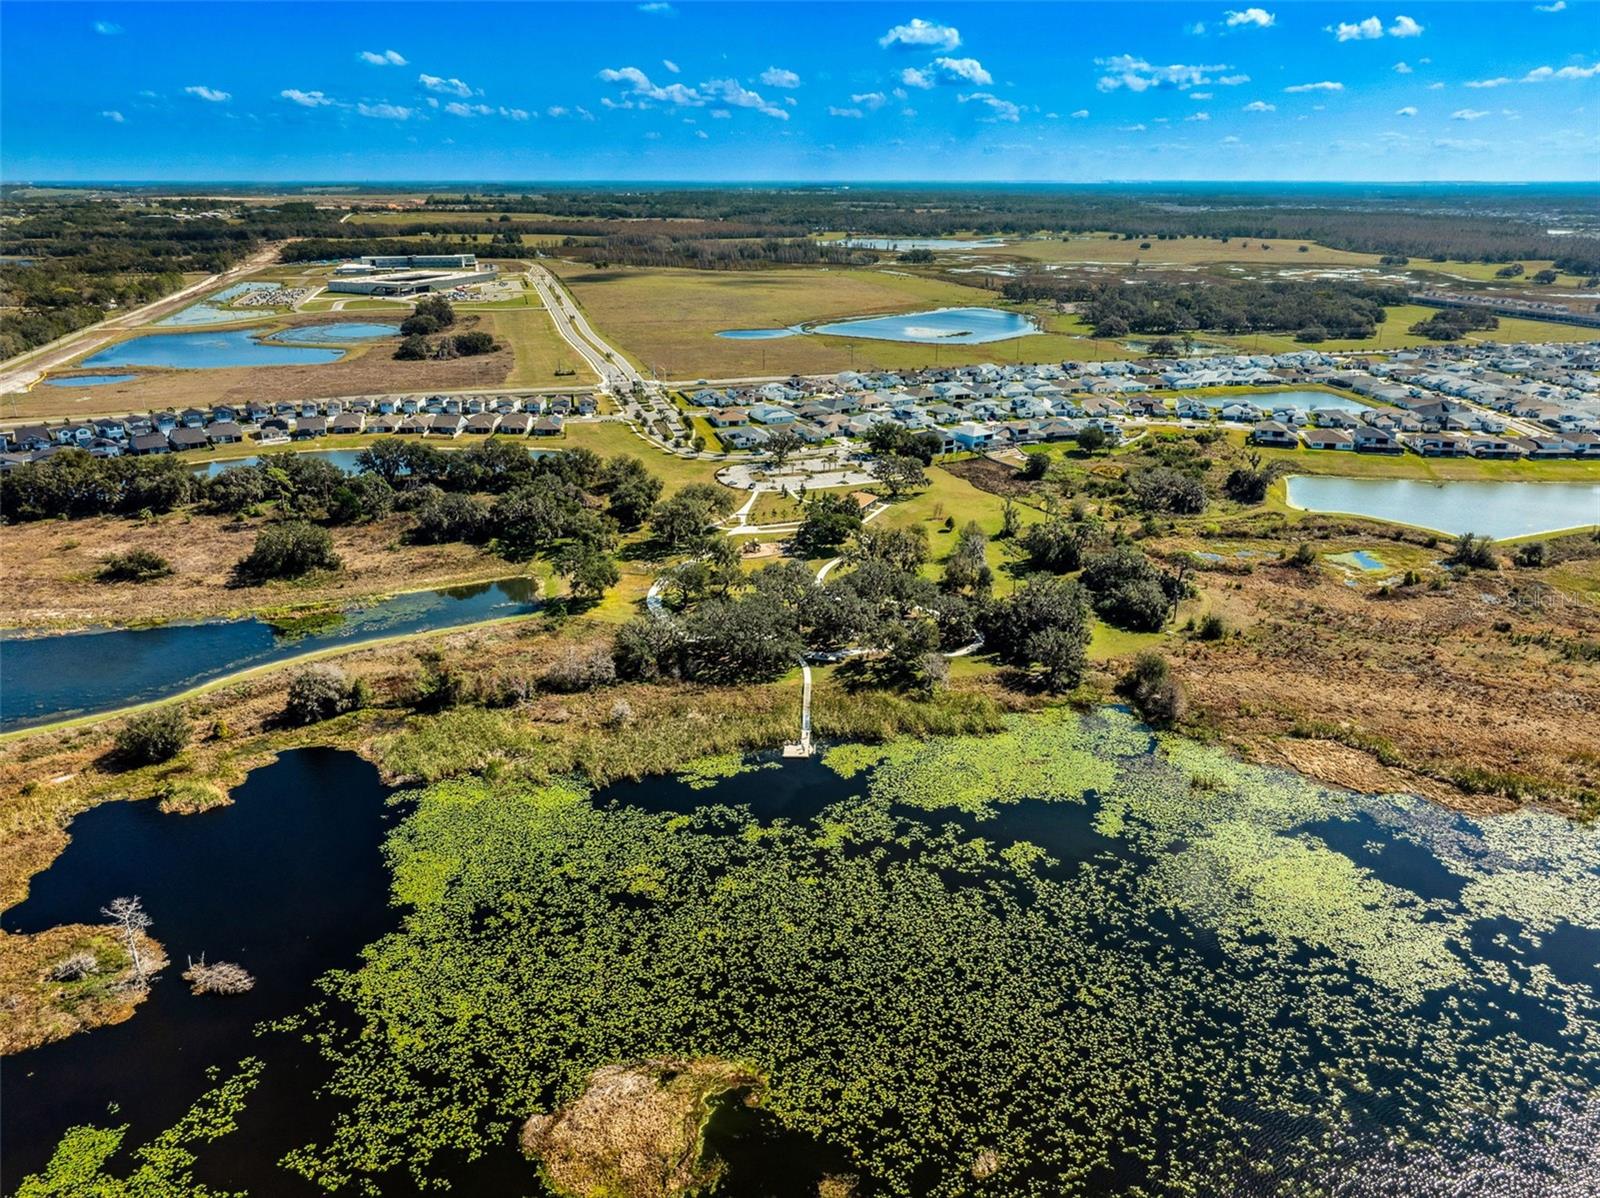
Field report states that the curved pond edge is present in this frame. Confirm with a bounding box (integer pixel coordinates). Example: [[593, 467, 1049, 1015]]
[[0, 586, 542, 744], [1281, 475, 1600, 542]]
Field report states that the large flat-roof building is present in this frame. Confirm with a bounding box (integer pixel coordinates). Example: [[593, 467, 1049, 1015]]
[[328, 253, 497, 296]]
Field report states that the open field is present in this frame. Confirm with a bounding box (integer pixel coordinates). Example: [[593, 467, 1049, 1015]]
[[978, 233, 1597, 290], [545, 260, 1130, 376], [488, 306, 597, 387]]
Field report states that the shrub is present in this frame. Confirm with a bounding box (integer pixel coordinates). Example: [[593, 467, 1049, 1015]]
[[284, 664, 367, 725], [1514, 541, 1548, 568], [1127, 467, 1206, 515], [1021, 452, 1051, 481], [394, 334, 430, 360], [1117, 653, 1186, 728], [50, 952, 100, 982], [1288, 542, 1317, 568], [1080, 546, 1183, 632], [1196, 613, 1227, 641], [541, 645, 618, 693], [1446, 532, 1497, 571], [114, 706, 190, 765], [97, 549, 172, 583], [452, 330, 497, 356], [236, 521, 340, 582]]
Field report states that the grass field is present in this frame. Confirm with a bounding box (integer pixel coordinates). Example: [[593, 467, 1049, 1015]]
[[976, 233, 1596, 289], [544, 260, 1136, 376], [489, 306, 596, 387]]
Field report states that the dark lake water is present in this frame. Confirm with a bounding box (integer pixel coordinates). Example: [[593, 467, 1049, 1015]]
[[7, 723, 1598, 1196], [0, 578, 539, 731], [2, 750, 403, 1192]]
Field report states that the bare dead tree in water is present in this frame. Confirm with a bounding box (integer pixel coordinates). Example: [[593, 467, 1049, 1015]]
[[101, 896, 153, 989]]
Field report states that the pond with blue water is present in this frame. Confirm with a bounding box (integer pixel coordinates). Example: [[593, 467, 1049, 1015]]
[[7, 709, 1598, 1196], [155, 281, 288, 328], [1287, 476, 1600, 539], [266, 322, 400, 344], [78, 328, 348, 370], [715, 326, 801, 340], [0, 577, 539, 731], [1201, 389, 1373, 413], [43, 373, 138, 387]]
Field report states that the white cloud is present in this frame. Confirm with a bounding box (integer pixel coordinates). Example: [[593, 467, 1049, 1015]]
[[637, 2, 673, 12], [599, 65, 703, 106], [547, 106, 569, 117], [184, 85, 230, 103], [703, 77, 788, 118], [828, 106, 864, 118], [92, 20, 121, 35], [100, 109, 124, 122], [1465, 77, 1512, 88], [1119, 123, 1148, 132], [1332, 16, 1383, 40], [445, 102, 491, 117], [1395, 105, 1418, 115], [935, 57, 992, 86], [357, 102, 413, 120], [1393, 61, 1413, 73], [359, 49, 407, 66], [1190, 91, 1214, 100], [1523, 62, 1600, 81], [1070, 108, 1089, 118], [878, 18, 960, 51], [1224, 8, 1276, 28], [1187, 111, 1211, 121], [1434, 137, 1490, 151], [1284, 80, 1344, 92], [1389, 15, 1424, 36], [710, 108, 731, 118], [1428, 81, 1445, 89], [695, 129, 708, 139], [851, 91, 887, 109], [1451, 108, 1490, 120], [419, 74, 474, 97], [761, 66, 801, 88], [662, 59, 680, 74], [1243, 100, 1276, 111], [1095, 55, 1233, 92], [281, 89, 336, 108], [959, 92, 1021, 122], [1222, 135, 1242, 143], [1535, 1, 1566, 10], [900, 66, 934, 90]]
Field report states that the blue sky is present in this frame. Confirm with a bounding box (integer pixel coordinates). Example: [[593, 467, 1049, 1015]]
[[2, 2, 1596, 181]]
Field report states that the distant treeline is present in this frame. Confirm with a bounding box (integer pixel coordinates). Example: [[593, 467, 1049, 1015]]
[[397, 187, 1600, 273], [1006, 276, 1407, 340], [283, 232, 875, 271]]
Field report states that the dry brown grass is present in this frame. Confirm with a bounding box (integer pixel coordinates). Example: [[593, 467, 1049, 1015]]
[[521, 1058, 760, 1198], [0, 511, 519, 631], [0, 924, 166, 1055], [1162, 551, 1600, 817]]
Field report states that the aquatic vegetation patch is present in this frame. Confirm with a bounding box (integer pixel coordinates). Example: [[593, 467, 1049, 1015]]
[[675, 753, 772, 790]]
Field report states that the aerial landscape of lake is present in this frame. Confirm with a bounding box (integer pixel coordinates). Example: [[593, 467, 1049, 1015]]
[[78, 328, 348, 370], [1286, 476, 1600, 539], [155, 281, 288, 327], [8, 712, 1598, 1195], [810, 306, 1040, 344], [0, 578, 540, 731]]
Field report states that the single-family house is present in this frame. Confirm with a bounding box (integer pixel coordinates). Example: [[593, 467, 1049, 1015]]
[[1301, 428, 1353, 451], [1250, 421, 1298, 448]]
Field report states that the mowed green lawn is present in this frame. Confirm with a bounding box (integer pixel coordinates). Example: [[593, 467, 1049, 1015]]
[[488, 307, 598, 387], [544, 260, 1131, 377]]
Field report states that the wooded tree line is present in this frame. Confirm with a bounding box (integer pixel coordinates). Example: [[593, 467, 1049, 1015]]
[[1004, 276, 1405, 340], [388, 186, 1600, 272]]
